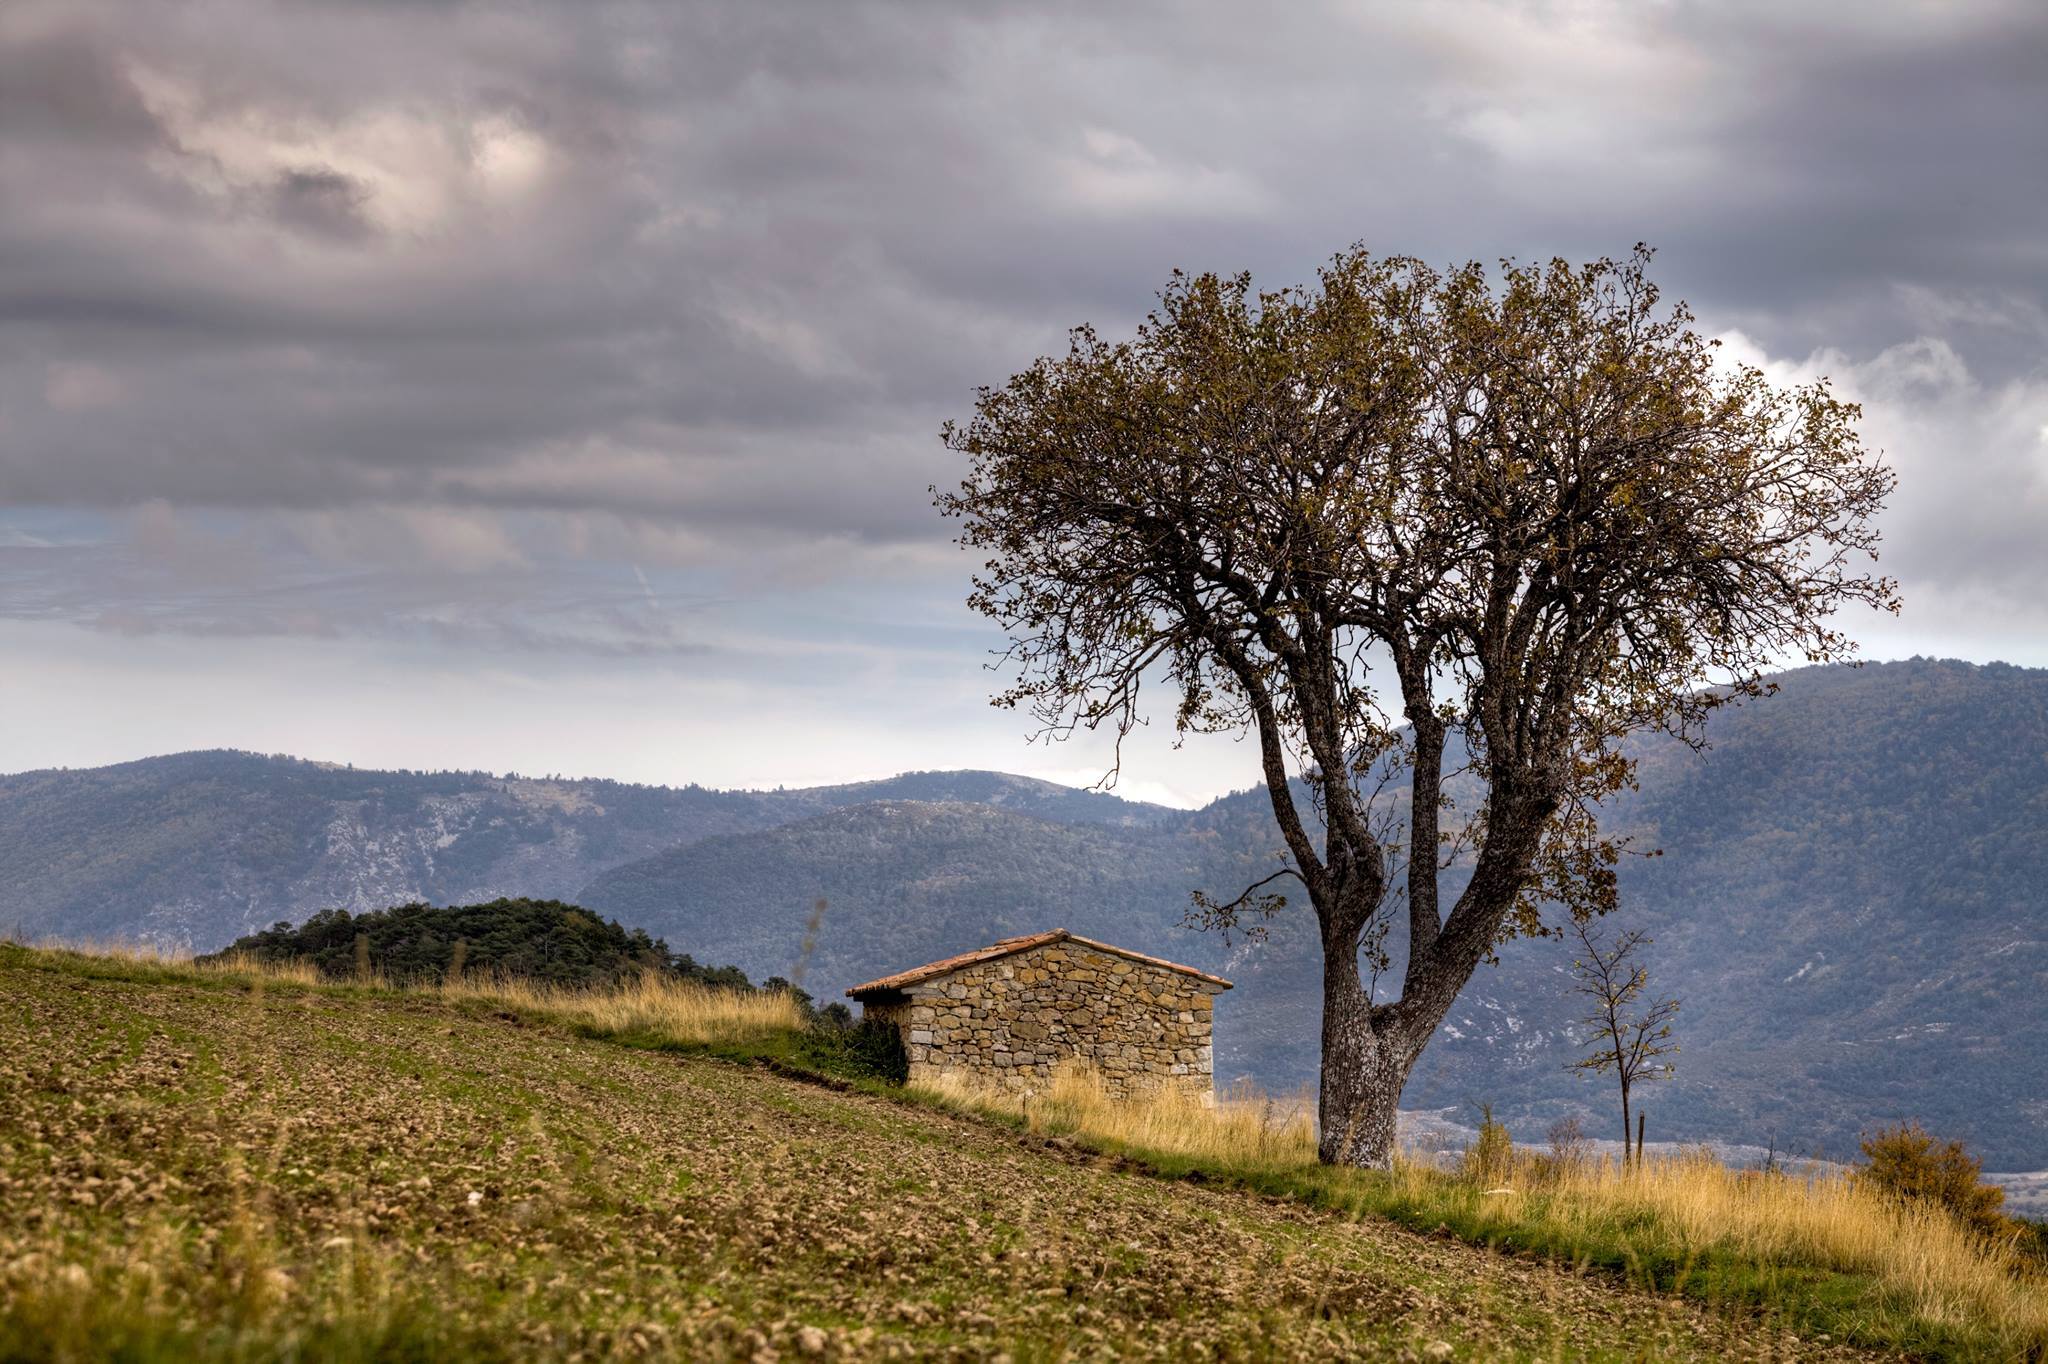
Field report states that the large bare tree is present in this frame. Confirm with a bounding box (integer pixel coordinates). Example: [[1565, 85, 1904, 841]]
[[936, 247, 1895, 1168]]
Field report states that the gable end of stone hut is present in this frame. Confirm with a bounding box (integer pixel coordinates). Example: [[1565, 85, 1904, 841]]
[[846, 929, 1230, 1101]]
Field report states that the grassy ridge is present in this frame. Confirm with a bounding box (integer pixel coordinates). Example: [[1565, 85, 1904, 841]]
[[1, 942, 1875, 1362], [491, 957, 2045, 1362], [417, 938, 2040, 1360]]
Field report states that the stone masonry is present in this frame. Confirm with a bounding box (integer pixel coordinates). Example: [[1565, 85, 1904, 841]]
[[846, 929, 1230, 1101]]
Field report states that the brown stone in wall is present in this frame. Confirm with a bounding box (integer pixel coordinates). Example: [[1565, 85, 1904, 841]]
[[845, 929, 1230, 1102]]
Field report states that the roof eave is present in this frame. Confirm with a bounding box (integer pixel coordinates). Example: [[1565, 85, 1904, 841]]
[[844, 928, 1231, 996]]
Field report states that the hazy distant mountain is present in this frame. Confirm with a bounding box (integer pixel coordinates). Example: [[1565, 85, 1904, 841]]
[[1396, 657, 2048, 1166], [580, 800, 1222, 992], [0, 754, 1172, 948], [4, 659, 2044, 1166]]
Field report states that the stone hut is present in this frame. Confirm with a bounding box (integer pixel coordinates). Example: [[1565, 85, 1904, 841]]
[[845, 929, 1230, 1100]]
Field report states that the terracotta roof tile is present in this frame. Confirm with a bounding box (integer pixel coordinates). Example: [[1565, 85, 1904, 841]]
[[845, 928, 1231, 996]]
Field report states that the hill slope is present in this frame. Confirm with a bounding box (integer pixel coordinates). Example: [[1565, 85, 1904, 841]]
[[0, 946, 1863, 1361], [0, 754, 1170, 948], [578, 800, 1229, 992]]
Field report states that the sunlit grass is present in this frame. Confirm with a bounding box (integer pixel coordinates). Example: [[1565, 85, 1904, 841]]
[[1384, 1149, 2048, 1354], [917, 1062, 1318, 1168], [924, 1061, 2048, 1358], [440, 966, 806, 1046], [1553, 1152, 2041, 1328]]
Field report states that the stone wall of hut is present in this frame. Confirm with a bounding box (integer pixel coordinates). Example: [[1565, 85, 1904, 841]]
[[861, 940, 1222, 1101]]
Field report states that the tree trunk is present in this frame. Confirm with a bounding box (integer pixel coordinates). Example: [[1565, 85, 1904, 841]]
[[1619, 1081, 1633, 1169], [1317, 926, 1410, 1169]]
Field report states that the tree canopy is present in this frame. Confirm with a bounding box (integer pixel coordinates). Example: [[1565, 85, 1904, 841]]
[[938, 245, 1895, 1166], [206, 898, 755, 990]]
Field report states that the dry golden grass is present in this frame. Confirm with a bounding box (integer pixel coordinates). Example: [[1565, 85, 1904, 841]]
[[925, 1062, 2048, 1356], [193, 948, 327, 986], [0, 937, 331, 986], [439, 967, 806, 1046], [0, 934, 802, 1047], [918, 1061, 1318, 1167], [1476, 1150, 2048, 1350]]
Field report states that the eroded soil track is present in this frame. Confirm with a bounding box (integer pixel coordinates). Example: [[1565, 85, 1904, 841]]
[[0, 952, 1882, 1361]]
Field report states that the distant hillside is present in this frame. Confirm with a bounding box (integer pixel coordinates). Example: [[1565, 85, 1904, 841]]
[[579, 801, 1227, 995], [5, 659, 2045, 1166], [0, 755, 1172, 948], [1395, 657, 2048, 1166]]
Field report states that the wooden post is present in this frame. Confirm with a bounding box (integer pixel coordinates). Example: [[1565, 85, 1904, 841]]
[[1635, 1111, 1646, 1166]]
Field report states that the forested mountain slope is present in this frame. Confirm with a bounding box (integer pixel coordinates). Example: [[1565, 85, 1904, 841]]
[[0, 754, 1170, 947], [1394, 657, 2048, 1165], [580, 800, 1233, 995]]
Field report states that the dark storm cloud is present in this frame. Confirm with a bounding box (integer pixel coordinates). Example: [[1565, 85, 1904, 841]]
[[1, 0, 2044, 648], [269, 168, 374, 240]]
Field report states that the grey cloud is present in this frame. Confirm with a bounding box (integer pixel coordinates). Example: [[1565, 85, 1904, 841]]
[[0, 512, 723, 656], [268, 168, 374, 240], [1, 0, 2044, 657], [0, 26, 164, 145]]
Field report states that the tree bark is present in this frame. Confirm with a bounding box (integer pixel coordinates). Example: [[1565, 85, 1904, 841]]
[[1316, 922, 1410, 1169]]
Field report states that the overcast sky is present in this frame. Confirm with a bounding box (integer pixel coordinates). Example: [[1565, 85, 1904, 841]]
[[2, 1, 2044, 806]]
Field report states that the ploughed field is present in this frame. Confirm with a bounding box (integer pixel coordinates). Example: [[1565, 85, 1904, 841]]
[[0, 947, 1877, 1361]]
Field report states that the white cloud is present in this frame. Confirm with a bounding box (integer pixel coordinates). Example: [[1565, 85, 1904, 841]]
[[1721, 327, 2048, 653], [1057, 126, 1267, 219]]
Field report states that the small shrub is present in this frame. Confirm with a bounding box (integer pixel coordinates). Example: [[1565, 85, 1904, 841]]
[[2013, 1217, 2048, 1273], [1856, 1121, 2010, 1241], [1463, 1104, 1514, 1187], [797, 1018, 908, 1084], [761, 976, 815, 1016], [1547, 1115, 1590, 1172]]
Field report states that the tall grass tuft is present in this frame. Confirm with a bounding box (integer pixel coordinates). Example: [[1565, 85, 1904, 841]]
[[441, 967, 806, 1047], [1507, 1151, 2048, 1349], [917, 1061, 1316, 1168]]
